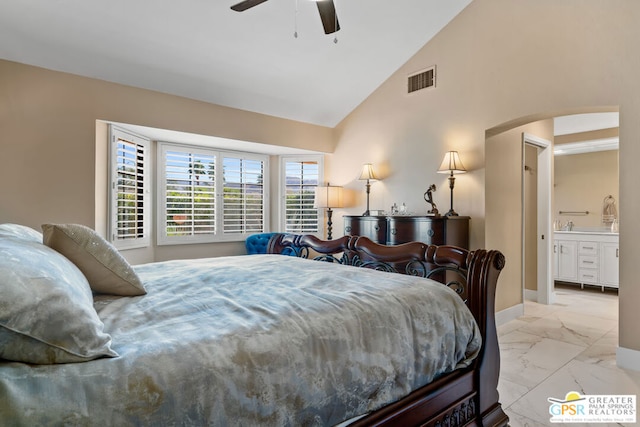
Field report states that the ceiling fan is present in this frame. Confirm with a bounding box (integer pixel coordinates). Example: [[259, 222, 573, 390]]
[[230, 0, 340, 34]]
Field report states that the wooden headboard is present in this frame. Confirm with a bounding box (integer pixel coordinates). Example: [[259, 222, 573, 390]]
[[267, 233, 504, 306]]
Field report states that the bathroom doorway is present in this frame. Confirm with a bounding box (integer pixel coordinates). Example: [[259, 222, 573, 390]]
[[522, 133, 553, 305], [523, 112, 620, 308]]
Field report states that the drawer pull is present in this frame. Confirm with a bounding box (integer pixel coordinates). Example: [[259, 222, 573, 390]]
[[374, 225, 380, 231], [582, 260, 594, 264], [583, 274, 594, 278], [391, 228, 397, 235], [345, 226, 352, 233], [583, 246, 594, 250], [617, 248, 619, 258]]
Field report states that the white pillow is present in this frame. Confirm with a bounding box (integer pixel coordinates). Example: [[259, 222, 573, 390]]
[[0, 238, 118, 364], [42, 224, 146, 296]]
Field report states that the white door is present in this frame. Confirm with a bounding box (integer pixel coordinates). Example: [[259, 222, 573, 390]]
[[523, 133, 554, 304]]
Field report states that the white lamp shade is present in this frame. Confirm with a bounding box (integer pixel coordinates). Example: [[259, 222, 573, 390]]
[[437, 151, 467, 174], [358, 163, 378, 181], [314, 185, 344, 208]]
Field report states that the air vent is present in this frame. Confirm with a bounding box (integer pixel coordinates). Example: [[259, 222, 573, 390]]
[[407, 66, 436, 94]]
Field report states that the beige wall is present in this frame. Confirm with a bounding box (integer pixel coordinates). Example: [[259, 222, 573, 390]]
[[0, 59, 333, 262], [555, 127, 618, 145], [485, 120, 553, 311], [554, 150, 619, 228], [332, 0, 640, 353]]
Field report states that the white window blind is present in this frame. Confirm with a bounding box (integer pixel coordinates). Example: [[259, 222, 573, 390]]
[[158, 143, 268, 244], [109, 126, 150, 249], [223, 156, 265, 235], [283, 158, 321, 233], [163, 148, 216, 239]]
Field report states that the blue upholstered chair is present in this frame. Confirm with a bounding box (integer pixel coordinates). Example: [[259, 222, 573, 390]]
[[245, 232, 279, 255]]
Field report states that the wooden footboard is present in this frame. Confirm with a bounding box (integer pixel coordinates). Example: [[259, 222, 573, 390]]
[[267, 234, 509, 427]]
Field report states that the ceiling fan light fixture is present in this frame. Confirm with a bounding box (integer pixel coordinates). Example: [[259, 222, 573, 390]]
[[231, 0, 340, 35]]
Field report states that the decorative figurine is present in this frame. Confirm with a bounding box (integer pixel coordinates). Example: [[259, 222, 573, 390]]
[[424, 184, 439, 216]]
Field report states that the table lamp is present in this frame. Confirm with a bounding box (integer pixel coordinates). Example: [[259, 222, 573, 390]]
[[314, 183, 344, 240], [437, 151, 466, 216], [358, 163, 378, 216]]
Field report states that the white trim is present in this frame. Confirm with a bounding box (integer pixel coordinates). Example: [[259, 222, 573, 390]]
[[496, 303, 524, 327], [554, 137, 618, 156], [616, 346, 640, 372], [522, 132, 551, 149]]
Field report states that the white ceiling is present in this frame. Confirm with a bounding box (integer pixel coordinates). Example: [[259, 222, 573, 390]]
[[553, 112, 619, 156], [0, 0, 471, 128], [554, 112, 619, 136]]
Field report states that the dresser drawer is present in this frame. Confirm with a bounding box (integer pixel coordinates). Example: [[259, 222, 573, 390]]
[[387, 217, 444, 245], [578, 241, 598, 255], [578, 255, 598, 269], [579, 269, 599, 284], [343, 216, 387, 244]]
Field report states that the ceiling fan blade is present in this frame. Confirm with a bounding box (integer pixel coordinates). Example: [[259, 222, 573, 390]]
[[230, 0, 269, 12], [316, 0, 340, 34]]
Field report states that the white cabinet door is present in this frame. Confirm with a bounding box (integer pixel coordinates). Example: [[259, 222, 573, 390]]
[[553, 240, 559, 279], [557, 240, 578, 282], [600, 242, 619, 287]]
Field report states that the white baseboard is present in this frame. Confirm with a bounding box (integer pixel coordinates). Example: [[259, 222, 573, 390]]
[[496, 303, 524, 327], [524, 289, 537, 301], [617, 346, 640, 372]]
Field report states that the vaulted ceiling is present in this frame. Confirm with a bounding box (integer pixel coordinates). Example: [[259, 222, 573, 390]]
[[0, 0, 471, 127]]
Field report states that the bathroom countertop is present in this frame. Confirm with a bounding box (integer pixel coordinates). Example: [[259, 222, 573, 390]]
[[554, 230, 618, 236]]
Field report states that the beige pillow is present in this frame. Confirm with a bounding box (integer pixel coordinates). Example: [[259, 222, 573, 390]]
[[42, 224, 146, 296], [0, 238, 118, 364]]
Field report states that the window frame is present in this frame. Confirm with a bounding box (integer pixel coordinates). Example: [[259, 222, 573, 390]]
[[221, 152, 269, 238], [157, 143, 217, 245], [108, 125, 151, 250], [279, 155, 324, 235], [157, 142, 269, 245]]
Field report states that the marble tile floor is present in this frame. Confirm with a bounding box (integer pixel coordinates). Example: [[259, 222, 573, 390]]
[[497, 284, 640, 426]]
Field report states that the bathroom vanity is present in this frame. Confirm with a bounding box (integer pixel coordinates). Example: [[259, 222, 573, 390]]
[[554, 230, 619, 290]]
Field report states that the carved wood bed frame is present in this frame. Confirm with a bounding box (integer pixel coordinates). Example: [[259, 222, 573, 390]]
[[267, 233, 509, 427]]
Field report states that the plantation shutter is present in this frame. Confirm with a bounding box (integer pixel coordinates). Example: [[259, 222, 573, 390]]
[[160, 146, 216, 241], [222, 156, 266, 235], [110, 127, 150, 249], [284, 160, 320, 233]]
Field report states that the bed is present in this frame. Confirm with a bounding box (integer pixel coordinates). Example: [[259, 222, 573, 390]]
[[0, 224, 508, 426]]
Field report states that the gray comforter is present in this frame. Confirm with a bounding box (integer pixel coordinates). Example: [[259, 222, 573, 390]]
[[0, 254, 481, 426]]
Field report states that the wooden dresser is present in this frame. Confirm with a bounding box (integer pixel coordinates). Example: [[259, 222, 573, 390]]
[[343, 215, 469, 249]]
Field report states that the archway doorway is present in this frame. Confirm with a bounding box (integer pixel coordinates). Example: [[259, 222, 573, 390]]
[[485, 107, 619, 324]]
